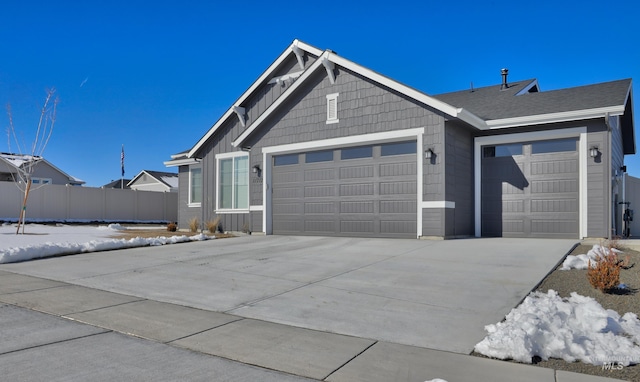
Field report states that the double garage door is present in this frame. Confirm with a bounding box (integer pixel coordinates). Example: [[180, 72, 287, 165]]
[[272, 142, 417, 238], [481, 138, 579, 238]]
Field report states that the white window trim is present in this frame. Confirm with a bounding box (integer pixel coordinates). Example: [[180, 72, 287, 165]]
[[326, 93, 339, 124], [188, 166, 202, 207], [473, 127, 588, 238], [215, 151, 250, 212]]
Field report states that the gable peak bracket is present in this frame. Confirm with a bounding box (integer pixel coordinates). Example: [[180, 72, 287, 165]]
[[292, 43, 305, 70], [321, 57, 336, 84], [232, 106, 246, 128]]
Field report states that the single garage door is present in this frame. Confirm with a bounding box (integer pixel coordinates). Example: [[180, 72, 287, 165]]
[[481, 138, 579, 238], [272, 141, 417, 238]]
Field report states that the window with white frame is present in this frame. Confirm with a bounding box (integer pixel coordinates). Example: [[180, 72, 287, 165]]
[[217, 153, 249, 210], [31, 177, 52, 185], [326, 93, 339, 124], [189, 167, 202, 206]]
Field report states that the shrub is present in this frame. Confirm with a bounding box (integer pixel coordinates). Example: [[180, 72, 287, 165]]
[[206, 217, 221, 234], [166, 222, 177, 232], [188, 217, 200, 233], [587, 248, 621, 293]]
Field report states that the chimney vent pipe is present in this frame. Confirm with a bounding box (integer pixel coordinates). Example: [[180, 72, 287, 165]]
[[501, 68, 509, 90]]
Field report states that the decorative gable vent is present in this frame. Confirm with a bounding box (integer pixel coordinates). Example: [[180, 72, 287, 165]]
[[326, 93, 339, 124]]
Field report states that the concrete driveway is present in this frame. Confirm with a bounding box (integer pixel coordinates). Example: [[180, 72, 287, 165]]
[[0, 235, 575, 354]]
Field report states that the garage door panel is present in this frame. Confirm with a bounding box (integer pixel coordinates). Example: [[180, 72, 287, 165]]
[[304, 185, 335, 197], [380, 200, 416, 214], [304, 202, 335, 214], [531, 199, 578, 213], [273, 220, 302, 233], [304, 220, 335, 233], [340, 183, 375, 196], [273, 202, 301, 214], [481, 141, 578, 238], [273, 187, 302, 199], [531, 179, 577, 193], [273, 171, 299, 183], [380, 181, 417, 195], [340, 220, 375, 234], [380, 162, 417, 177], [381, 220, 417, 235], [304, 168, 335, 181], [340, 201, 375, 214], [531, 159, 578, 175], [340, 165, 374, 179], [531, 220, 578, 235], [273, 143, 417, 238], [502, 220, 524, 235]]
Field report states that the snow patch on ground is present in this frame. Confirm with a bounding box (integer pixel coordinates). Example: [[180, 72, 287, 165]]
[[561, 244, 623, 270], [475, 289, 640, 366], [0, 224, 213, 264]]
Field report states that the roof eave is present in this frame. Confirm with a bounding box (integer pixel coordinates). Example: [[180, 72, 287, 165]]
[[484, 105, 626, 130], [164, 158, 200, 167]]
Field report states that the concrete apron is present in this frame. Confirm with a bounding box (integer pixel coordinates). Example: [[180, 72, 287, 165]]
[[0, 235, 576, 354], [0, 270, 624, 382]]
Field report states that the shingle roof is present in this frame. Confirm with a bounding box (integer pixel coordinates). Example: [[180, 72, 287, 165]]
[[145, 170, 178, 188], [433, 78, 632, 121]]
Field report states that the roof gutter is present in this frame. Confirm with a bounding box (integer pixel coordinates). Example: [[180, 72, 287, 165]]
[[484, 105, 626, 130]]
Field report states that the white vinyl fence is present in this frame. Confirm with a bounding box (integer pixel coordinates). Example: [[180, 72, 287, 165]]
[[0, 182, 177, 222]]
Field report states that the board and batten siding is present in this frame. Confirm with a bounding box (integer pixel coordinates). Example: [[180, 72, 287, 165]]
[[177, 165, 200, 229], [586, 123, 609, 237], [610, 115, 627, 236], [444, 121, 474, 237]]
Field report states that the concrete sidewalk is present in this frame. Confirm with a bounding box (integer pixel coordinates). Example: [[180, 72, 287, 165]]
[[0, 270, 625, 381]]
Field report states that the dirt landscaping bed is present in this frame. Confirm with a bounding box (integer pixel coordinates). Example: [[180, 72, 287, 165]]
[[527, 243, 640, 380], [109, 228, 236, 240], [474, 243, 640, 381]]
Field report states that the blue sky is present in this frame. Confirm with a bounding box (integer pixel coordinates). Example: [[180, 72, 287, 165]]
[[1, 0, 638, 186]]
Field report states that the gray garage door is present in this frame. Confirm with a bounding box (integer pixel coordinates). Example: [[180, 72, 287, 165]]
[[272, 142, 417, 238], [481, 138, 579, 238]]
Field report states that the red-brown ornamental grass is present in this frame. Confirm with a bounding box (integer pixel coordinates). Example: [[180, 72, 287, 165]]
[[587, 248, 622, 293], [166, 222, 177, 232]]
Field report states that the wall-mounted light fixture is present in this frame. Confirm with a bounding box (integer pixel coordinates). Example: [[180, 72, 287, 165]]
[[252, 164, 261, 174], [425, 148, 434, 160], [589, 146, 599, 158]]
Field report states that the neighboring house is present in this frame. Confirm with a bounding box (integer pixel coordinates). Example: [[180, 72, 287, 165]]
[[165, 39, 635, 239], [127, 170, 178, 192], [102, 179, 132, 189], [0, 152, 85, 186]]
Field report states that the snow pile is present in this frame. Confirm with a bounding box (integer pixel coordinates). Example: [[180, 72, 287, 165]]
[[561, 244, 622, 270], [0, 224, 213, 264], [475, 290, 640, 365]]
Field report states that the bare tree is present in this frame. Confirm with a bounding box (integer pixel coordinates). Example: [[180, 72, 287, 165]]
[[5, 88, 58, 234]]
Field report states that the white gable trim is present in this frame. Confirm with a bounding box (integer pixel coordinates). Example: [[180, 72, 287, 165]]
[[233, 52, 329, 147], [188, 39, 322, 158], [232, 51, 485, 147], [473, 127, 588, 238], [232, 106, 246, 128]]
